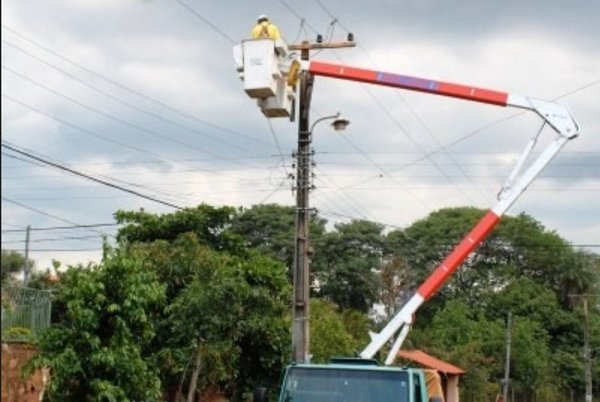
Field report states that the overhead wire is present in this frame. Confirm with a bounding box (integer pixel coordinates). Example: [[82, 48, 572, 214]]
[[306, 2, 600, 190], [173, 0, 236, 44], [309, 1, 506, 205], [280, 2, 483, 210], [2, 142, 186, 210], [277, 0, 320, 35], [2, 234, 105, 245], [333, 77, 600, 192], [0, 39, 275, 153], [304, 0, 600, 198], [1, 25, 266, 147], [2, 25, 293, 207], [1, 223, 118, 233], [2, 248, 104, 252], [0, 97, 263, 192], [1, 64, 270, 169], [1, 130, 204, 203], [1, 196, 114, 237]]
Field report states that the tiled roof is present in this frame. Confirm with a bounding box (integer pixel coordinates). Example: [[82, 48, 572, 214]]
[[397, 350, 465, 374]]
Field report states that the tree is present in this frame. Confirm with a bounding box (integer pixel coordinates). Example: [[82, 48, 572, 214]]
[[27, 250, 166, 402], [230, 204, 327, 276], [314, 220, 384, 312], [377, 255, 416, 322], [1, 249, 31, 283], [155, 235, 290, 401], [388, 207, 600, 400], [309, 299, 357, 363], [115, 204, 241, 252]]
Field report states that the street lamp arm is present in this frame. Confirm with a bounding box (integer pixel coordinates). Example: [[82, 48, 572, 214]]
[[309, 112, 341, 133]]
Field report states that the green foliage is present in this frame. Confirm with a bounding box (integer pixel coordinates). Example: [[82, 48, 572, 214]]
[[314, 219, 384, 312], [230, 204, 295, 268], [160, 240, 291, 399], [230, 204, 327, 276], [27, 250, 166, 402], [29, 203, 600, 401], [115, 204, 241, 252], [2, 326, 34, 343], [398, 208, 600, 401], [1, 249, 31, 283], [309, 299, 358, 362]]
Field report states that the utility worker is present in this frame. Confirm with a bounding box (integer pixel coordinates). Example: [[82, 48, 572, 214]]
[[251, 14, 281, 40]]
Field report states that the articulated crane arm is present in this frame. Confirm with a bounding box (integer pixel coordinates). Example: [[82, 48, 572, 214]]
[[304, 60, 580, 364]]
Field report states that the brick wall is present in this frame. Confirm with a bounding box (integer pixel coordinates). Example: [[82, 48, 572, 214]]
[[1, 343, 48, 402]]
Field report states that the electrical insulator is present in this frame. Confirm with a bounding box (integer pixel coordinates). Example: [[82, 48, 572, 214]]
[[316, 34, 323, 43], [347, 32, 354, 42]]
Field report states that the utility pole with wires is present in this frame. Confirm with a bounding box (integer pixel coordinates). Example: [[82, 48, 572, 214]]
[[501, 311, 512, 402], [583, 297, 592, 402], [288, 37, 355, 363], [233, 33, 356, 363], [23, 224, 31, 284], [569, 294, 594, 402]]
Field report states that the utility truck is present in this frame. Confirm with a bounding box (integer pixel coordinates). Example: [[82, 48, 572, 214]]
[[234, 38, 579, 402]]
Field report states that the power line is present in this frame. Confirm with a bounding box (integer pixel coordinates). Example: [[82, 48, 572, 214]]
[[1, 64, 268, 168], [2, 234, 103, 244], [2, 223, 117, 233], [173, 0, 236, 44], [1, 151, 46, 167], [1, 131, 202, 203], [2, 248, 103, 252], [1, 196, 113, 237], [278, 0, 320, 35], [285, 3, 485, 208], [305, 2, 599, 204], [2, 142, 185, 210], [1, 94, 170, 159], [1, 96, 250, 190], [0, 96, 275, 189], [1, 25, 265, 145], [0, 41, 275, 153]]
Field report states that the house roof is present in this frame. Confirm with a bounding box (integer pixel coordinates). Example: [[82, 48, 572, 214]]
[[397, 350, 465, 375]]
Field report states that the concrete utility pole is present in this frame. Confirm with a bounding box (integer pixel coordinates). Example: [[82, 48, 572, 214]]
[[583, 298, 592, 402], [569, 293, 594, 402], [502, 311, 512, 402], [23, 224, 31, 284], [291, 40, 314, 365], [288, 38, 355, 363]]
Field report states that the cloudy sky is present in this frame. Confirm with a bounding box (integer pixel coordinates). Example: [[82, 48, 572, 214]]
[[2, 0, 599, 273]]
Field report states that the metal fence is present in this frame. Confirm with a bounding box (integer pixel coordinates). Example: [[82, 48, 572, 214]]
[[1, 286, 52, 342]]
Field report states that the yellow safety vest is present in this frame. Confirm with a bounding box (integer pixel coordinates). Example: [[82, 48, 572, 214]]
[[251, 22, 281, 40]]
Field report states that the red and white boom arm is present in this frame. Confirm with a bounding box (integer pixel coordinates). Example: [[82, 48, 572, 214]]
[[303, 60, 579, 363]]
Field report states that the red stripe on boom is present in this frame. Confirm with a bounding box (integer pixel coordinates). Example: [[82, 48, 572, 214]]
[[309, 61, 509, 106], [417, 210, 501, 300]]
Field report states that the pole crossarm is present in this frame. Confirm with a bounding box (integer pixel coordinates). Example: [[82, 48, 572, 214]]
[[288, 41, 356, 51]]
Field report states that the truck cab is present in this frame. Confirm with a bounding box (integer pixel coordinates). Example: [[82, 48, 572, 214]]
[[256, 358, 436, 402]]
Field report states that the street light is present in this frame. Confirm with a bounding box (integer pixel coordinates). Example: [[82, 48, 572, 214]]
[[293, 111, 350, 364], [309, 112, 350, 133]]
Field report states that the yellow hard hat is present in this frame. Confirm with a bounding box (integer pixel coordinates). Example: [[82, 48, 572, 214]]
[[257, 14, 269, 23]]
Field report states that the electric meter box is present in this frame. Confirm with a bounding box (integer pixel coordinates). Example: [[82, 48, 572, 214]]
[[242, 39, 280, 99]]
